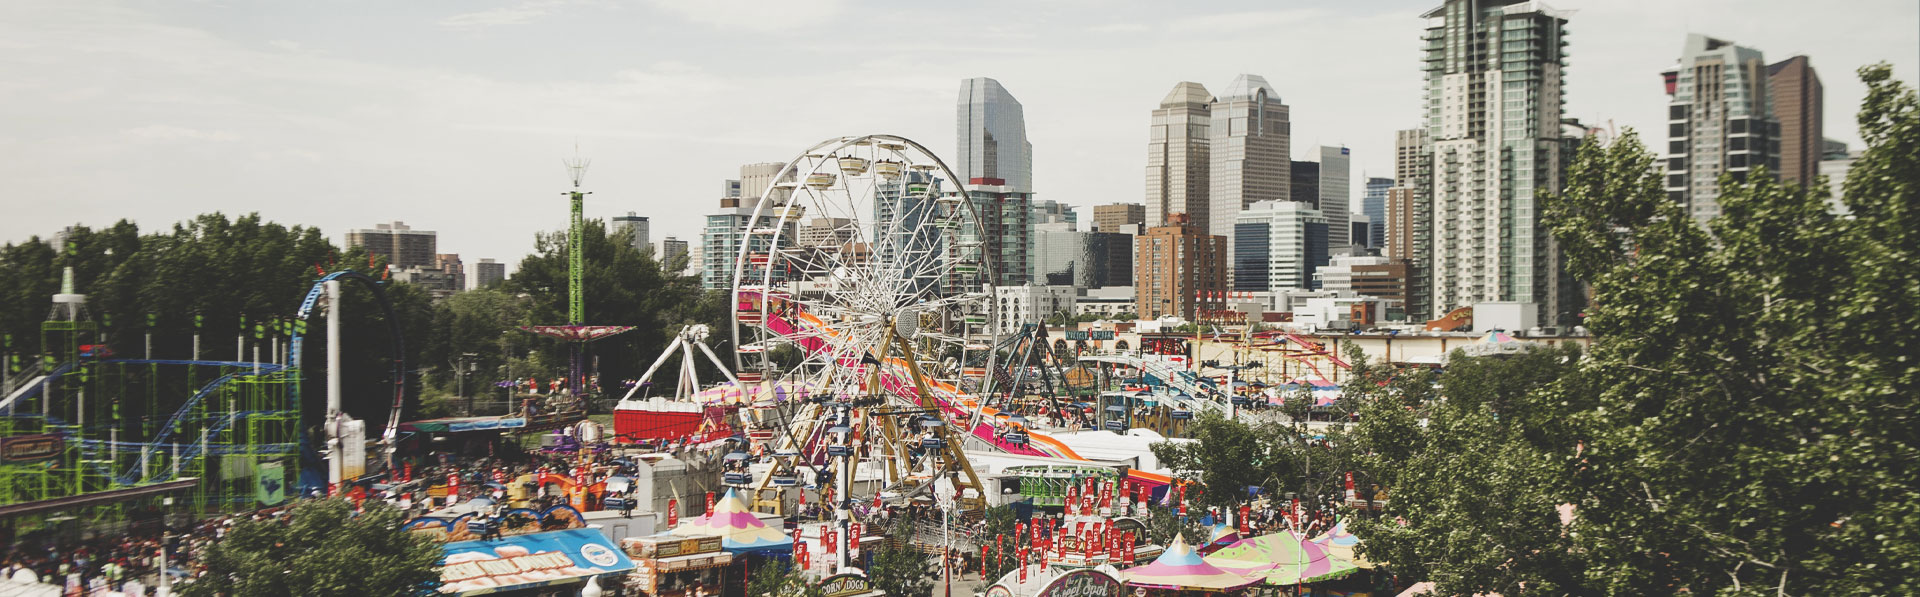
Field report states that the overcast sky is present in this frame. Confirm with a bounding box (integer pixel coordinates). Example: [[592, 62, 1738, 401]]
[[3, 0, 1915, 277]]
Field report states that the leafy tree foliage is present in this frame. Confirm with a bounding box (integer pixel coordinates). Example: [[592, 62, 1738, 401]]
[[868, 518, 936, 597], [1349, 64, 1919, 595], [507, 219, 726, 398], [183, 498, 440, 597], [746, 559, 823, 597]]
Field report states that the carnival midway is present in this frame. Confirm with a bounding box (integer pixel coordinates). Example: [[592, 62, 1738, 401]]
[[2, 134, 1492, 597]]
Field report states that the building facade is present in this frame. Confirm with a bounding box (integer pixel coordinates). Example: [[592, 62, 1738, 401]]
[[1209, 74, 1291, 273], [957, 78, 1034, 193], [1146, 82, 1213, 229], [474, 258, 506, 288], [1363, 176, 1393, 249], [612, 212, 651, 254], [1092, 203, 1146, 233], [1135, 214, 1227, 321], [345, 221, 437, 268], [1318, 146, 1352, 249], [995, 285, 1077, 333], [1767, 55, 1823, 187], [1086, 231, 1134, 288], [1422, 0, 1572, 325], [1234, 200, 1327, 292], [701, 205, 795, 290], [1388, 129, 1432, 319], [1033, 222, 1087, 288], [659, 237, 690, 272], [1663, 33, 1777, 221], [434, 254, 466, 292], [738, 163, 786, 203], [964, 178, 1034, 288], [1031, 200, 1077, 227]]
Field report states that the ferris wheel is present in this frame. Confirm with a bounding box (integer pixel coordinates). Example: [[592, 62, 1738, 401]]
[[729, 135, 998, 398]]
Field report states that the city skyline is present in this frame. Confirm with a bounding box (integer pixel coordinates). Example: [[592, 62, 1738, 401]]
[[2, 1, 1915, 269]]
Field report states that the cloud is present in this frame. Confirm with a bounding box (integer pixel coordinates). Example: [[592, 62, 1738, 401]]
[[644, 0, 846, 32], [438, 0, 569, 29], [1167, 9, 1320, 34], [1088, 23, 1149, 33]]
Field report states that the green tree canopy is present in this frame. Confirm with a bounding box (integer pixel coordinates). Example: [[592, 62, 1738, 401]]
[[183, 498, 441, 597]]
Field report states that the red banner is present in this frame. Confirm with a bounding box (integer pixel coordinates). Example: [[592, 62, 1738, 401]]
[[705, 492, 715, 514], [667, 499, 679, 526], [849, 522, 861, 555], [1239, 505, 1252, 534]]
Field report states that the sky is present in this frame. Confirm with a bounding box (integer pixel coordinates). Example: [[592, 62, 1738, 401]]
[[3, 0, 1915, 281]]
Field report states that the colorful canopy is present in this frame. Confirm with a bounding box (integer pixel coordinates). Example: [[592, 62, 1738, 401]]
[[518, 325, 636, 342], [668, 489, 792, 553], [1309, 519, 1374, 569], [1199, 522, 1241, 555], [1121, 535, 1262, 592], [1203, 531, 1358, 585]]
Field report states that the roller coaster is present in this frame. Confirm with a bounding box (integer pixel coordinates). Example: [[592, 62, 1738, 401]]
[[0, 268, 404, 530]]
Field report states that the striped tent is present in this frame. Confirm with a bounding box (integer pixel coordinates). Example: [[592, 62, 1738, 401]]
[[668, 489, 792, 553]]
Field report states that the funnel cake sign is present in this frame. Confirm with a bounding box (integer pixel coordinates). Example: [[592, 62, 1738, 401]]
[[437, 528, 634, 594]]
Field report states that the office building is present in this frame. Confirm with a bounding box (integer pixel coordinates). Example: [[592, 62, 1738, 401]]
[[612, 212, 651, 254], [1146, 82, 1213, 228], [1315, 253, 1389, 295], [1034, 222, 1087, 287], [474, 258, 506, 288], [995, 285, 1077, 333], [1363, 176, 1393, 248], [963, 178, 1034, 288], [345, 221, 437, 268], [659, 237, 690, 272], [1135, 214, 1227, 321], [1235, 200, 1327, 292], [1350, 215, 1372, 252], [1421, 0, 1572, 326], [435, 254, 466, 292], [1209, 74, 1291, 268], [1290, 160, 1319, 213], [957, 78, 1034, 193], [1092, 203, 1146, 233], [796, 217, 856, 248], [392, 266, 458, 300], [1662, 33, 1777, 221], [1086, 231, 1134, 288], [1768, 56, 1823, 187], [1032, 200, 1078, 227], [1318, 146, 1351, 249]]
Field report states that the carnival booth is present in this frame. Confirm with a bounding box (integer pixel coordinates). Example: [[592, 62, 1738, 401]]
[[984, 566, 1126, 597], [1120, 535, 1263, 594], [621, 534, 732, 597], [652, 489, 793, 596], [1201, 531, 1359, 587], [406, 505, 638, 596]]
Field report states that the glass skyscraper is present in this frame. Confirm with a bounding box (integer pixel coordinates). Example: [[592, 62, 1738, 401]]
[[956, 78, 1034, 193]]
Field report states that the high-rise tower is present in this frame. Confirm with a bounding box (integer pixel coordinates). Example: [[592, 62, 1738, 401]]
[[1768, 56, 1823, 187], [1662, 34, 1778, 222], [1421, 0, 1571, 326], [957, 78, 1034, 193], [1146, 82, 1213, 229], [1208, 74, 1291, 279]]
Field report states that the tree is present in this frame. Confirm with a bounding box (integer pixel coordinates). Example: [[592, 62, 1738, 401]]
[[867, 519, 935, 597], [509, 219, 724, 397], [184, 498, 441, 597], [1348, 64, 1920, 595], [745, 559, 823, 597]]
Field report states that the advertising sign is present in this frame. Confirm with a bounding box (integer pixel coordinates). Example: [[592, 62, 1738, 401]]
[[1037, 568, 1125, 597], [256, 461, 286, 506], [819, 573, 872, 597], [437, 529, 635, 595], [339, 418, 366, 479], [0, 434, 63, 463]]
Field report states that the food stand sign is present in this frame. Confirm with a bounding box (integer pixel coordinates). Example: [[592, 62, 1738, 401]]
[[1037, 568, 1125, 597], [819, 573, 871, 597]]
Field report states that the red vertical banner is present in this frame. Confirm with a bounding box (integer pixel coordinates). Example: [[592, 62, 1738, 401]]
[[667, 499, 679, 526], [849, 522, 861, 556], [1124, 531, 1136, 565], [446, 474, 460, 505], [705, 491, 715, 514], [980, 545, 989, 580], [1345, 471, 1357, 502], [826, 530, 838, 555], [794, 540, 809, 571], [403, 463, 413, 482], [1239, 505, 1252, 534], [1018, 562, 1027, 582]]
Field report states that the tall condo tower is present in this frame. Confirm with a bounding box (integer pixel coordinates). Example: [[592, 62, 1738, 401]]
[[1146, 82, 1213, 229], [957, 78, 1034, 193], [1208, 74, 1291, 281], [1421, 0, 1571, 325], [1662, 34, 1778, 221]]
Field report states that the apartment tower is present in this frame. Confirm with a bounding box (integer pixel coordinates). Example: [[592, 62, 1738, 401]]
[[1421, 0, 1571, 325], [1662, 33, 1777, 221], [1767, 55, 1823, 187]]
